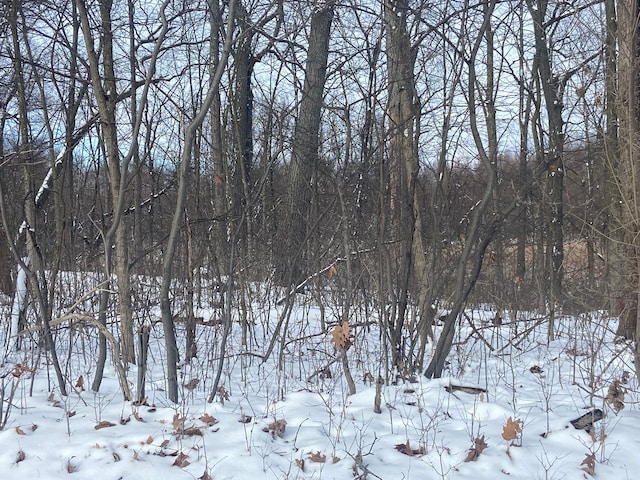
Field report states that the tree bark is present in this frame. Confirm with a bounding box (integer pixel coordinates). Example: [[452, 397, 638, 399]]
[[526, 0, 567, 335], [76, 0, 135, 369], [616, 0, 640, 360], [283, 0, 335, 286], [383, 0, 420, 372]]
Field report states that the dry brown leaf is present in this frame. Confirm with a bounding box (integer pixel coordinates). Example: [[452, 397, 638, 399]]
[[501, 417, 523, 443], [172, 414, 186, 431], [239, 414, 252, 424], [95, 420, 116, 430], [263, 419, 287, 438], [329, 322, 352, 350], [145, 435, 153, 445], [31, 424, 38, 432], [160, 439, 170, 449], [296, 458, 305, 471], [66, 459, 77, 473], [394, 439, 425, 456], [179, 426, 203, 437], [308, 451, 326, 463], [606, 380, 625, 414], [13, 364, 33, 378], [581, 453, 596, 477], [200, 413, 218, 426], [327, 263, 338, 279], [75, 375, 84, 390], [133, 450, 140, 461], [464, 435, 488, 462], [332, 456, 340, 464], [217, 386, 230, 403], [199, 470, 213, 480], [173, 452, 190, 468], [15, 426, 25, 435]]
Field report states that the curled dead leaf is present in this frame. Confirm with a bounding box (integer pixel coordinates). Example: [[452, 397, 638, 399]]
[[173, 451, 190, 468], [95, 420, 116, 430], [178, 426, 203, 437], [172, 414, 186, 431], [263, 419, 287, 438], [308, 451, 326, 463], [394, 439, 425, 456], [327, 263, 338, 279], [200, 413, 218, 426], [464, 435, 488, 462], [581, 452, 596, 477]]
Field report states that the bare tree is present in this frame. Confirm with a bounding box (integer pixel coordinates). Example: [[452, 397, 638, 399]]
[[2, 0, 67, 395], [615, 0, 640, 374], [382, 0, 420, 373], [424, 0, 499, 379], [283, 0, 336, 286], [159, 0, 238, 403], [76, 0, 136, 374]]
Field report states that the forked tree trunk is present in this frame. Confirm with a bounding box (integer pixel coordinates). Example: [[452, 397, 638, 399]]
[[424, 0, 498, 379], [77, 0, 135, 374]]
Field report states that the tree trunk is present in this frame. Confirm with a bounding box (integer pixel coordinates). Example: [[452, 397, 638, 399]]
[[283, 0, 335, 285], [231, 3, 255, 258], [424, 0, 499, 379], [159, 0, 237, 403], [0, 226, 10, 296], [384, 0, 419, 372], [5, 0, 67, 395], [616, 0, 640, 354], [210, 0, 228, 273], [527, 0, 567, 335], [77, 0, 135, 370], [603, 0, 626, 336]]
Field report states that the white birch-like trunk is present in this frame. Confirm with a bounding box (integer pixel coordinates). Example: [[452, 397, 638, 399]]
[[6, 257, 28, 355]]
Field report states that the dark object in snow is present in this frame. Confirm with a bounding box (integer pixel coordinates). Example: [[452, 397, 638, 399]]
[[444, 384, 487, 395], [570, 409, 603, 433]]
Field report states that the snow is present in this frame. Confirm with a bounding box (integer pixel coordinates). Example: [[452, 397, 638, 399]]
[[0, 289, 637, 479]]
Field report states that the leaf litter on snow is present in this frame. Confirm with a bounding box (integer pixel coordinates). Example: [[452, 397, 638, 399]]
[[0, 298, 638, 479]]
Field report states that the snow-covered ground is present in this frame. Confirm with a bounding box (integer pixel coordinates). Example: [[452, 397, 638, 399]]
[[0, 288, 636, 479]]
